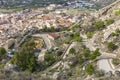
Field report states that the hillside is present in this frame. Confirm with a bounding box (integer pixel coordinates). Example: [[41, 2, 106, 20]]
[[45, 0, 120, 79], [0, 0, 120, 80]]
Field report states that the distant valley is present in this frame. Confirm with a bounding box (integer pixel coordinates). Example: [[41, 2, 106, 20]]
[[0, 0, 117, 9]]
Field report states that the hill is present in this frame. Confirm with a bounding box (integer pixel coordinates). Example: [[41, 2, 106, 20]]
[[0, 0, 74, 8], [0, 0, 120, 80]]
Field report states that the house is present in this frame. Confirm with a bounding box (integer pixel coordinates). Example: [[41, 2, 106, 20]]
[[55, 10, 62, 14], [47, 4, 57, 10], [38, 53, 45, 62], [34, 48, 47, 62], [48, 33, 57, 40], [38, 48, 47, 62]]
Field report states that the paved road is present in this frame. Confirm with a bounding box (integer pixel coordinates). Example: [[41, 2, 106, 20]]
[[98, 59, 114, 73], [63, 42, 76, 59], [32, 34, 52, 49]]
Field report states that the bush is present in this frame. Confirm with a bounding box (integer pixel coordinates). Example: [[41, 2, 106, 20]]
[[44, 53, 56, 66], [78, 54, 84, 64], [85, 64, 95, 75], [115, 10, 120, 16], [69, 48, 75, 54], [11, 40, 36, 72], [74, 36, 82, 42], [0, 64, 5, 69], [0, 47, 6, 59], [106, 19, 114, 25], [111, 32, 119, 37], [90, 48, 101, 60], [0, 47, 6, 56], [74, 32, 80, 37], [115, 28, 120, 34], [74, 32, 82, 42], [57, 51, 63, 56], [111, 28, 120, 37], [86, 32, 93, 38], [107, 42, 117, 51], [112, 58, 120, 66], [11, 48, 36, 72], [93, 21, 104, 30], [83, 48, 91, 58]]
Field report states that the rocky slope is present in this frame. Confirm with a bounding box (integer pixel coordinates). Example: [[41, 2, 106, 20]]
[[0, 0, 120, 80], [85, 0, 120, 53]]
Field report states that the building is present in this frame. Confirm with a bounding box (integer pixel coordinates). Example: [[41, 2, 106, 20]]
[[38, 53, 45, 62], [47, 4, 57, 10], [48, 33, 57, 40], [38, 48, 47, 62]]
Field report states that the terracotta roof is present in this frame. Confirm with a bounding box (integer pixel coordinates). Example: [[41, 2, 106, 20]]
[[49, 33, 56, 38]]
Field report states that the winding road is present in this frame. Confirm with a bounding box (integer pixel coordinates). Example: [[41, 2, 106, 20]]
[[46, 42, 76, 70]]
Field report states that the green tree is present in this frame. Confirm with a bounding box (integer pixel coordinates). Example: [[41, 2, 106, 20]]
[[115, 28, 120, 34], [93, 48, 101, 56], [0, 47, 6, 59], [69, 48, 75, 54], [42, 26, 48, 32], [74, 32, 80, 37], [48, 27, 55, 32], [111, 32, 119, 37], [44, 53, 56, 66], [86, 64, 95, 75], [115, 9, 120, 16], [57, 51, 63, 56], [74, 36, 82, 42], [93, 21, 104, 30], [11, 45, 36, 72], [83, 48, 91, 59], [106, 19, 114, 25], [74, 32, 82, 42], [90, 48, 101, 60], [111, 28, 120, 37], [90, 54, 97, 60], [107, 42, 117, 51], [0, 47, 6, 56], [72, 24, 80, 29], [112, 58, 120, 66], [86, 32, 93, 38], [22, 40, 35, 48], [78, 54, 84, 64]]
